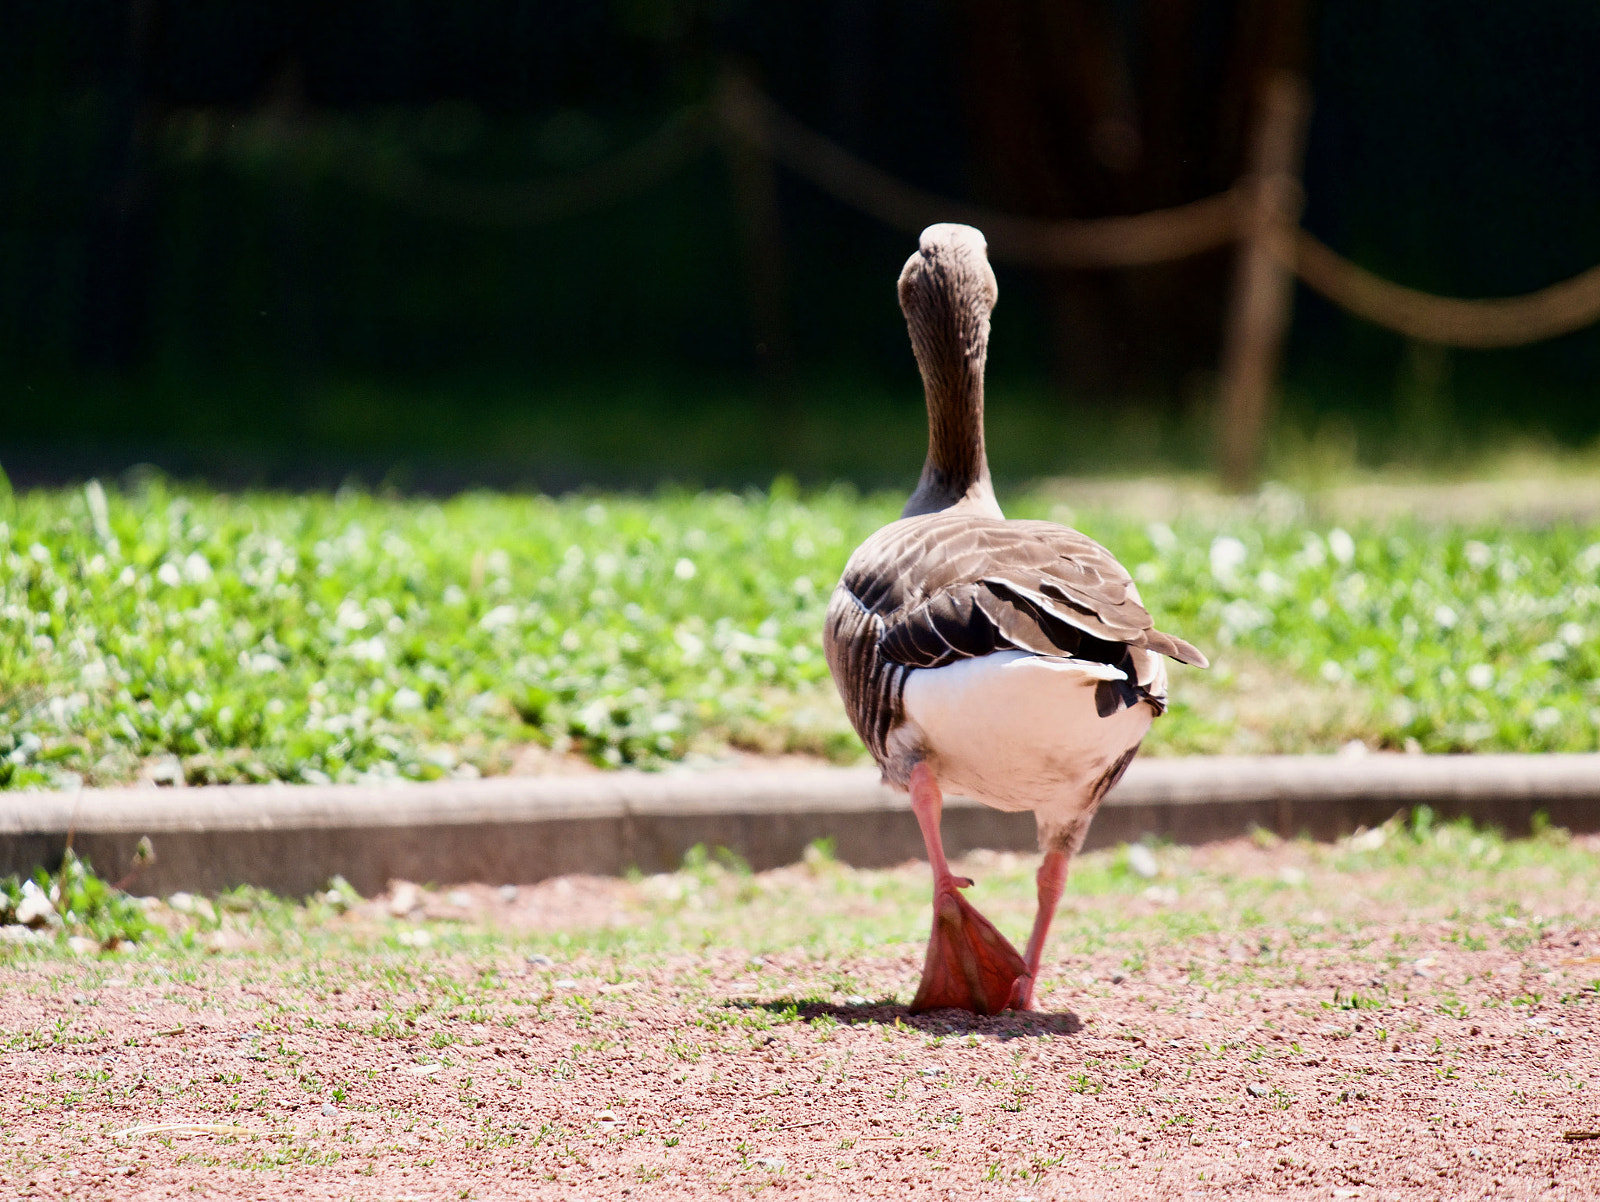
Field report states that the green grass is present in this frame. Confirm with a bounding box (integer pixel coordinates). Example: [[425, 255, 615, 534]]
[[0, 850, 151, 949], [0, 811, 1592, 965], [1, 476, 1597, 791]]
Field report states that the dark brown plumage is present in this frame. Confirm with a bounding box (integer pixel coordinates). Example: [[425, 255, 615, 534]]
[[825, 513, 1206, 770]]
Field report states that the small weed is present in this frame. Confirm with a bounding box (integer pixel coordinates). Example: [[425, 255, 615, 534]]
[[1327, 988, 1385, 1011], [0, 851, 150, 949]]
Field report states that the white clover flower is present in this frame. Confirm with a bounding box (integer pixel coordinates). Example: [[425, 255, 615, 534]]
[[1209, 536, 1247, 579], [1327, 528, 1355, 566], [335, 599, 369, 630], [348, 637, 387, 662], [479, 604, 519, 631]]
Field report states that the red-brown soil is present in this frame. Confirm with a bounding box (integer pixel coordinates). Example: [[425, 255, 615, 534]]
[[3, 836, 1598, 1200]]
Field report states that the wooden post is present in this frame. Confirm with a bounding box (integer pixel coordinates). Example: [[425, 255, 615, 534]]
[[1217, 72, 1311, 492]]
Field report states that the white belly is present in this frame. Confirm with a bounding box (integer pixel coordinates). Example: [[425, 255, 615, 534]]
[[893, 650, 1153, 820]]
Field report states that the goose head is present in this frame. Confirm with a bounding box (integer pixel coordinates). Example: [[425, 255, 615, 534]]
[[898, 224, 1003, 520]]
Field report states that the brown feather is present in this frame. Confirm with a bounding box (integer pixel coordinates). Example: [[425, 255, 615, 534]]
[[825, 512, 1207, 764]]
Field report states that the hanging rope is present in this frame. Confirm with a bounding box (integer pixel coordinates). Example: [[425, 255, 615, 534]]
[[179, 78, 1600, 347], [732, 77, 1600, 346], [1283, 229, 1600, 349], [328, 105, 718, 228], [713, 73, 1243, 269]]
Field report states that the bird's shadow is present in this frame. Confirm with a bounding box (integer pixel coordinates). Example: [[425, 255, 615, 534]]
[[731, 997, 1081, 1041]]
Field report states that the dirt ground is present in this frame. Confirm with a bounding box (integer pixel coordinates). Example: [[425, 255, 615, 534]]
[[3, 833, 1599, 1200]]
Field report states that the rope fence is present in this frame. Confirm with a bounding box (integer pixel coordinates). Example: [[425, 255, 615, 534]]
[[713, 74, 1244, 269], [332, 106, 717, 229], [1285, 229, 1600, 349], [175, 71, 1600, 485], [720, 75, 1600, 352], [192, 77, 1600, 351]]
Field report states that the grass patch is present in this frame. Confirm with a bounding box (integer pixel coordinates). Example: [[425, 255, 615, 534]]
[[0, 815, 1592, 968], [0, 850, 151, 950], [0, 478, 1597, 790]]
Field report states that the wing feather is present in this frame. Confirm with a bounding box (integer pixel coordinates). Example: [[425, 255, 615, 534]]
[[823, 512, 1207, 759]]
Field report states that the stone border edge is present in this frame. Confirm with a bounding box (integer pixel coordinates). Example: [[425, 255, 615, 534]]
[[2, 754, 1596, 897]]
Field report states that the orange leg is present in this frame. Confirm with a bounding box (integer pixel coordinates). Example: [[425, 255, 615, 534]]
[[1007, 849, 1070, 1011], [907, 763, 1026, 1016]]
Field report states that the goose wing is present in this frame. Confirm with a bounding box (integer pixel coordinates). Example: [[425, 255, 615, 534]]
[[824, 513, 1206, 761]]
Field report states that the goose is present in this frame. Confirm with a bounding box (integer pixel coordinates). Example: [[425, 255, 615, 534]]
[[823, 224, 1207, 1016]]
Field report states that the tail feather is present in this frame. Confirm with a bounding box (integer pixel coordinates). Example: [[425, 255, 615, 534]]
[[1144, 628, 1208, 669]]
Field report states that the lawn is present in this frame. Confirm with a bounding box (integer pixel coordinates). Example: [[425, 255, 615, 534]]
[[2, 816, 1597, 1198], [2, 475, 1598, 791]]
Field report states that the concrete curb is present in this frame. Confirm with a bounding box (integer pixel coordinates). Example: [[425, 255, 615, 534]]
[[3, 754, 1597, 897]]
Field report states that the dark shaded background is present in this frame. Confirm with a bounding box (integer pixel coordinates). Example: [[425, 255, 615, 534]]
[[4, 1, 1598, 491]]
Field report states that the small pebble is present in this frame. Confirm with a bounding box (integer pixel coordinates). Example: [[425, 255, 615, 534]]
[[498, 885, 519, 903], [526, 953, 554, 967], [554, 978, 580, 989], [844, 995, 869, 1006], [321, 1102, 337, 1118], [756, 1157, 785, 1171], [1246, 1084, 1270, 1097], [387, 882, 422, 918]]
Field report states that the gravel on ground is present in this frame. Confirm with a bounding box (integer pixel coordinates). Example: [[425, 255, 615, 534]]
[[3, 827, 1598, 1200]]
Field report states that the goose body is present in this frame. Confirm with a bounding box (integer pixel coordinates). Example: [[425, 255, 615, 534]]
[[823, 224, 1205, 1015], [826, 513, 1199, 843]]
